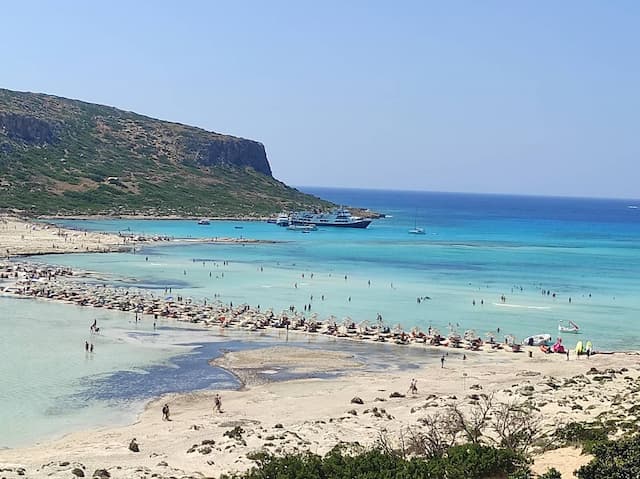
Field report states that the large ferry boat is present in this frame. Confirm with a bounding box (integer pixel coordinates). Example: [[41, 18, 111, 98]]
[[290, 208, 372, 229]]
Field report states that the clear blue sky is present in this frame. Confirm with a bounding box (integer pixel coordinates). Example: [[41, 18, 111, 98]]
[[2, 1, 638, 198]]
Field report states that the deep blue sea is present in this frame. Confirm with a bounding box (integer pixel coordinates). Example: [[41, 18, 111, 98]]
[[2, 187, 639, 447]]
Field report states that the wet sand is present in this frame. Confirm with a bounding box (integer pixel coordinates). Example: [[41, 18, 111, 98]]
[[0, 343, 636, 478]]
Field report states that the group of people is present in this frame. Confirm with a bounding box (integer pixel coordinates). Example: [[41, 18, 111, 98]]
[[162, 393, 223, 421], [408, 378, 418, 395]]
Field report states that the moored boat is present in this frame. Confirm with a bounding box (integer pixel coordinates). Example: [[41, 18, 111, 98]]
[[275, 213, 290, 227], [197, 219, 210, 225], [290, 208, 372, 228], [558, 320, 580, 333], [287, 224, 317, 232]]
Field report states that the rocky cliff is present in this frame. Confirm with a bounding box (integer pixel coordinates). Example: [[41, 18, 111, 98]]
[[0, 88, 328, 216]]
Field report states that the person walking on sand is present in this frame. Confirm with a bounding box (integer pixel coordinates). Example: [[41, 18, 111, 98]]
[[214, 393, 223, 413], [408, 378, 418, 395], [441, 355, 445, 368], [162, 403, 171, 421]]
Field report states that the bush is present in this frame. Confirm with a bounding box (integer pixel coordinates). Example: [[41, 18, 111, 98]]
[[554, 422, 610, 453], [576, 434, 640, 479], [224, 444, 528, 479], [540, 468, 562, 479]]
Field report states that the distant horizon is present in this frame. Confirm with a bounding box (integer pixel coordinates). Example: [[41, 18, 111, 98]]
[[296, 185, 640, 203]]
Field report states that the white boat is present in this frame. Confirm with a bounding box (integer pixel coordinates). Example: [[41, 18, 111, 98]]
[[275, 213, 290, 227], [558, 320, 580, 334], [408, 213, 426, 234], [197, 219, 210, 225], [290, 208, 372, 228], [522, 333, 552, 346], [287, 224, 317, 232]]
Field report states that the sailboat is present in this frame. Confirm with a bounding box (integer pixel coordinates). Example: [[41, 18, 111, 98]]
[[408, 212, 425, 234]]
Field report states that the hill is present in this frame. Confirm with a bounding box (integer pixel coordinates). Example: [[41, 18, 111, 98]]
[[0, 88, 331, 216]]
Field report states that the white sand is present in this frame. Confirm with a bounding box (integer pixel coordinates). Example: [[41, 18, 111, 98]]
[[0, 344, 635, 478], [0, 216, 131, 256]]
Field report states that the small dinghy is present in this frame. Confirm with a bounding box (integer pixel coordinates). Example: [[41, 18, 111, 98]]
[[558, 320, 580, 334]]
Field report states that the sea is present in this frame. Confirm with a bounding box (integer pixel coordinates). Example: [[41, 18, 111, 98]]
[[1, 187, 639, 448]]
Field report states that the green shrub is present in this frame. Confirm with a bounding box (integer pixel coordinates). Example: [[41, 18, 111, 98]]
[[540, 468, 562, 479], [576, 434, 640, 479], [554, 422, 610, 453], [223, 444, 528, 479]]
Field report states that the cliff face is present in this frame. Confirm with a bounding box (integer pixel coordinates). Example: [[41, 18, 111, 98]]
[[179, 129, 271, 176], [0, 112, 59, 145], [0, 88, 328, 215]]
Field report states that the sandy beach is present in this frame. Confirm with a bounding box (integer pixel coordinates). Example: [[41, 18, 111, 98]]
[[0, 340, 638, 478], [0, 215, 283, 258], [0, 215, 136, 256]]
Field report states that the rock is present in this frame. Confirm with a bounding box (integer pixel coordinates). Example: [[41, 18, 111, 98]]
[[92, 469, 110, 479], [0, 113, 58, 145], [223, 426, 245, 441], [59, 462, 70, 467], [389, 392, 405, 398], [350, 396, 364, 404], [586, 367, 601, 375], [347, 409, 358, 416], [156, 462, 168, 467], [71, 468, 85, 477], [198, 446, 212, 455], [129, 438, 140, 452], [274, 423, 284, 428]]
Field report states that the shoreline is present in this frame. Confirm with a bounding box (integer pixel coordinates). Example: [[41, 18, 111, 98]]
[[1, 330, 637, 478], [1, 214, 285, 257], [1, 260, 635, 478], [1, 215, 638, 477]]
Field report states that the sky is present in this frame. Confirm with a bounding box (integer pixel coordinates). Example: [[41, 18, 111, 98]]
[[1, 1, 638, 198]]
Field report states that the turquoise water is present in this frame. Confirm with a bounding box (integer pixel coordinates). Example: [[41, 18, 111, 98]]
[[3, 188, 639, 447], [46, 189, 640, 352]]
